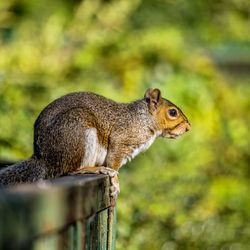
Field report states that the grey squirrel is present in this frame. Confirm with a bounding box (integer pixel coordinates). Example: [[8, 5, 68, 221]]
[[0, 88, 190, 199]]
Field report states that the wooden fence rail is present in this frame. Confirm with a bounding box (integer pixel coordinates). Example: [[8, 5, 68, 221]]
[[0, 168, 116, 250]]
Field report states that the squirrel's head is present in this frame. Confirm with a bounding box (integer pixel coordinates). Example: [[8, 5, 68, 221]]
[[144, 88, 191, 139]]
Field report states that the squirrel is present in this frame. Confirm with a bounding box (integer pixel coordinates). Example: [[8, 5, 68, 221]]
[[0, 88, 190, 200]]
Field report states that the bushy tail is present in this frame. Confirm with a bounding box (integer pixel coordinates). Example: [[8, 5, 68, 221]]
[[0, 157, 47, 187]]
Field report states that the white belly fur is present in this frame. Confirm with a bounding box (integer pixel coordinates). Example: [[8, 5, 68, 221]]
[[82, 128, 160, 168], [81, 128, 107, 166], [121, 131, 161, 166]]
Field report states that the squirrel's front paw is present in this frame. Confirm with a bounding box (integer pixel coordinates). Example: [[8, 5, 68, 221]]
[[99, 167, 118, 178], [110, 176, 120, 206]]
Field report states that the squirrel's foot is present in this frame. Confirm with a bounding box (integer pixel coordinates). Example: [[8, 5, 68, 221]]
[[110, 176, 120, 206], [70, 166, 120, 206], [110, 177, 120, 198], [98, 167, 118, 178], [71, 166, 118, 178]]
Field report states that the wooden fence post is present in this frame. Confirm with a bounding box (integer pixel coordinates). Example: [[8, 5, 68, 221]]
[[0, 173, 116, 250]]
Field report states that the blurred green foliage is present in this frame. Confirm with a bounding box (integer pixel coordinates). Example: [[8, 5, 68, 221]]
[[0, 0, 250, 249]]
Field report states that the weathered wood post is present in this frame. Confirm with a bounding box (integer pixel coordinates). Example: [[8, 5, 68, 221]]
[[0, 168, 116, 250]]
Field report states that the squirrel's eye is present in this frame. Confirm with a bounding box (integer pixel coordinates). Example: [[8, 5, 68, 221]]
[[168, 108, 178, 117]]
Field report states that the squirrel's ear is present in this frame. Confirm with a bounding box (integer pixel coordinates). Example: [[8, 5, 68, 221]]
[[144, 88, 162, 112]]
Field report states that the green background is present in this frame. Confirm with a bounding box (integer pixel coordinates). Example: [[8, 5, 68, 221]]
[[0, 1, 249, 249]]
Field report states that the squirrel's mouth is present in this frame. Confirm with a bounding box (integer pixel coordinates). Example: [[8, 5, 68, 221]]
[[169, 133, 179, 139], [162, 121, 191, 139], [168, 133, 180, 139], [161, 131, 179, 139]]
